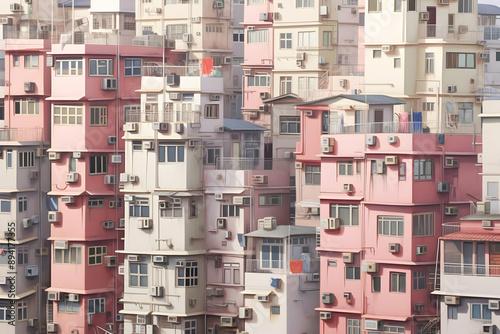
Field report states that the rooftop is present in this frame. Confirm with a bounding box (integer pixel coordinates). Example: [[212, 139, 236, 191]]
[[297, 94, 406, 106], [245, 225, 316, 238], [223, 119, 267, 131], [478, 4, 500, 15], [440, 232, 500, 242]]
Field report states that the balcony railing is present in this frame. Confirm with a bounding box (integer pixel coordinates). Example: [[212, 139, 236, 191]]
[[442, 222, 461, 236], [443, 263, 500, 277], [419, 24, 483, 41], [125, 110, 201, 124], [246, 259, 320, 274], [327, 64, 365, 77], [215, 158, 291, 171], [142, 65, 223, 77], [0, 128, 43, 142]]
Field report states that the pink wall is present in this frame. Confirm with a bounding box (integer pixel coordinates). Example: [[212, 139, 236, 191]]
[[296, 108, 326, 163]]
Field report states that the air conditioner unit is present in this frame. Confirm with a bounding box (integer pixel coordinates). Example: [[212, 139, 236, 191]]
[[258, 105, 269, 112], [206, 287, 213, 297], [233, 196, 251, 205], [214, 288, 224, 296], [66, 172, 78, 183], [110, 155, 121, 164], [141, 141, 154, 150], [102, 78, 117, 90], [0, 18, 13, 25], [414, 303, 425, 312], [182, 33, 193, 43], [187, 139, 200, 148], [103, 221, 115, 230], [376, 160, 385, 174], [445, 206, 458, 215], [30, 170, 39, 179], [296, 60, 303, 67], [54, 241, 68, 249], [482, 220, 493, 228], [488, 300, 500, 310], [119, 218, 125, 228], [437, 182, 450, 193], [243, 69, 252, 76], [103, 175, 115, 185], [306, 273, 320, 281], [217, 218, 227, 229], [166, 74, 180, 86], [47, 323, 58, 333], [344, 292, 352, 299], [263, 217, 277, 230], [67, 294, 79, 302], [176, 123, 184, 134], [361, 262, 378, 273], [366, 135, 376, 146], [295, 162, 303, 169], [382, 45, 395, 53], [416, 245, 427, 255], [105, 255, 117, 267], [214, 0, 224, 8], [476, 96, 484, 104], [445, 157, 458, 167], [483, 325, 494, 333], [365, 320, 382, 330], [23, 218, 32, 229], [321, 145, 333, 153], [128, 255, 141, 262], [389, 243, 400, 253], [35, 248, 48, 256], [191, 16, 201, 23], [320, 5, 328, 16], [284, 151, 293, 159], [167, 316, 179, 323], [153, 256, 168, 263], [72, 152, 82, 159], [124, 122, 138, 132], [320, 311, 332, 320], [137, 314, 149, 324], [384, 156, 398, 165], [310, 207, 320, 216], [216, 125, 225, 132], [260, 92, 270, 100], [256, 295, 269, 302], [209, 94, 221, 101], [342, 253, 353, 263], [419, 12, 430, 21], [459, 25, 468, 34], [447, 85, 457, 93], [477, 201, 491, 214], [319, 56, 327, 65], [24, 82, 35, 93], [239, 307, 252, 319], [304, 110, 313, 117], [169, 92, 181, 100], [215, 193, 224, 201], [155, 7, 162, 13], [138, 219, 152, 229], [116, 314, 124, 322], [221, 317, 238, 327], [322, 292, 334, 304], [124, 195, 135, 202], [339, 79, 348, 88], [321, 218, 340, 230], [343, 184, 353, 193], [48, 211, 61, 223], [224, 231, 232, 239], [444, 295, 460, 305], [188, 298, 197, 306], [223, 56, 232, 64], [48, 152, 60, 161], [152, 122, 169, 131], [10, 3, 22, 12], [252, 175, 268, 184], [351, 8, 357, 14], [479, 53, 488, 59], [35, 147, 46, 157], [48, 292, 61, 301], [149, 286, 164, 297]]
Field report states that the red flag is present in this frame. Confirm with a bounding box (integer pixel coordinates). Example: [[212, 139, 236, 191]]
[[289, 260, 303, 274], [201, 58, 213, 76]]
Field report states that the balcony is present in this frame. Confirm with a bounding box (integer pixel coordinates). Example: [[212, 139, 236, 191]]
[[246, 259, 320, 274], [125, 110, 201, 123], [326, 64, 365, 77], [418, 24, 483, 42], [142, 65, 223, 78], [0, 128, 43, 142], [443, 263, 500, 277], [215, 158, 290, 171]]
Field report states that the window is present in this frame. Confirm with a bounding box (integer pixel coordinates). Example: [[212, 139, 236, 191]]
[[233, 28, 244, 42], [54, 245, 82, 264], [184, 320, 197, 334], [248, 73, 270, 86], [413, 159, 433, 180], [458, 0, 472, 13], [373, 50, 382, 58], [223, 263, 240, 284], [383, 324, 405, 333], [13, 55, 19, 67], [423, 102, 434, 111], [394, 58, 401, 68], [125, 59, 141, 76], [259, 194, 283, 206], [0, 305, 13, 321], [69, 157, 77, 172], [323, 31, 333, 47], [204, 104, 219, 119], [90, 106, 107, 126], [271, 306, 280, 314], [123, 13, 135, 30], [305, 165, 321, 185], [413, 212, 434, 236], [88, 198, 104, 207], [160, 198, 182, 218], [394, 0, 401, 11], [372, 276, 381, 292], [89, 155, 107, 174], [221, 204, 240, 217], [399, 162, 406, 180], [206, 25, 223, 33], [261, 238, 283, 269], [89, 59, 113, 76], [378, 216, 404, 236], [53, 105, 83, 125], [390, 272, 406, 292], [368, 0, 381, 12], [130, 199, 150, 217], [446, 53, 475, 69], [189, 199, 198, 218], [425, 53, 434, 74], [280, 76, 292, 95], [88, 298, 105, 314], [18, 151, 34, 168], [448, 306, 458, 319], [58, 294, 79, 313], [280, 33, 292, 49], [0, 200, 10, 213], [16, 301, 27, 321], [159, 143, 185, 162], [248, 0, 264, 4], [471, 304, 491, 320], [346, 266, 361, 280], [18, 196, 27, 213], [248, 29, 268, 44], [24, 55, 39, 68], [298, 77, 318, 98], [484, 27, 500, 40], [407, 0, 416, 11], [413, 271, 425, 290], [55, 58, 83, 76], [347, 319, 361, 334], [166, 24, 187, 40], [17, 248, 28, 265], [130, 263, 148, 287], [330, 204, 359, 226], [177, 260, 198, 287], [298, 31, 317, 48], [338, 161, 354, 176], [458, 102, 473, 123], [280, 116, 300, 134], [93, 13, 115, 29], [15, 98, 38, 115], [88, 246, 106, 265], [297, 0, 314, 7], [204, 148, 221, 165]]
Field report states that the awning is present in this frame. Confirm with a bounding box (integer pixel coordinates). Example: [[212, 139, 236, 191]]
[[135, 88, 163, 93], [440, 232, 500, 242], [46, 96, 84, 101], [296, 199, 320, 208], [362, 314, 409, 322], [205, 187, 245, 195], [240, 289, 273, 296], [153, 191, 204, 197], [119, 309, 151, 315]]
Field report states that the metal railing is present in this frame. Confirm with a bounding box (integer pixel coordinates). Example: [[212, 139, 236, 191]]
[[327, 64, 365, 77], [419, 24, 484, 41], [443, 263, 500, 277], [442, 222, 461, 236], [125, 111, 201, 124], [142, 65, 223, 77], [0, 128, 43, 142], [215, 158, 291, 171], [245, 259, 320, 274]]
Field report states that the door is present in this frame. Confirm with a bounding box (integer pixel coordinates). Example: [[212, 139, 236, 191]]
[[373, 109, 384, 133], [487, 182, 499, 213], [232, 142, 240, 158], [490, 243, 500, 276], [463, 242, 473, 274], [427, 6, 436, 37], [477, 243, 486, 275]]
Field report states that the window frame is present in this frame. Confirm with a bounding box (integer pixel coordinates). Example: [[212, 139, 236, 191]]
[[413, 159, 433, 180], [345, 266, 361, 280], [89, 155, 108, 175], [24, 55, 39, 69], [446, 52, 476, 69], [305, 165, 321, 185], [88, 246, 107, 266], [15, 98, 38, 115], [88, 298, 105, 314], [413, 212, 434, 237], [338, 161, 354, 176], [330, 204, 359, 226], [159, 143, 185, 163], [280, 116, 300, 134], [280, 33, 292, 49], [129, 263, 148, 287], [18, 151, 35, 168], [55, 58, 83, 76], [390, 272, 406, 293], [204, 104, 219, 119], [221, 204, 240, 217], [89, 59, 114, 76], [258, 194, 283, 206], [377, 216, 404, 236], [129, 199, 150, 218], [124, 58, 142, 76], [90, 106, 108, 126], [176, 260, 199, 287], [413, 271, 426, 290], [54, 244, 82, 264]]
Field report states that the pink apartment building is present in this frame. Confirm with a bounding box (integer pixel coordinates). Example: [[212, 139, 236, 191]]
[[46, 43, 164, 334], [296, 94, 482, 334]]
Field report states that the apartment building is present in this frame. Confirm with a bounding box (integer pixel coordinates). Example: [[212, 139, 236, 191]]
[[479, 4, 500, 95]]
